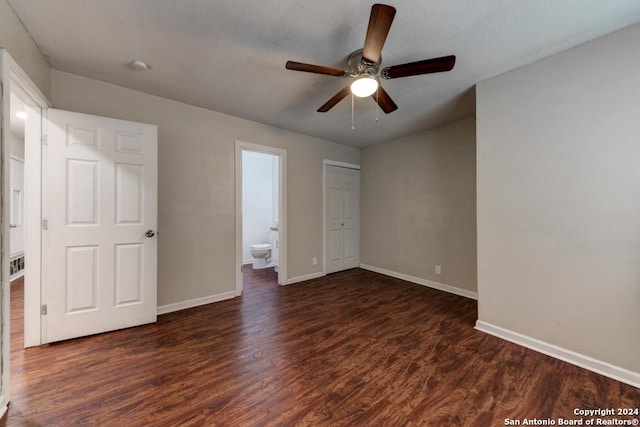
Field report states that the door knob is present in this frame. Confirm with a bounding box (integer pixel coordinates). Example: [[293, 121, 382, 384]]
[[145, 230, 156, 238], [9, 224, 17, 228]]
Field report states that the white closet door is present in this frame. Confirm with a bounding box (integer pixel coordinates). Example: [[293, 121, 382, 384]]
[[325, 165, 360, 274]]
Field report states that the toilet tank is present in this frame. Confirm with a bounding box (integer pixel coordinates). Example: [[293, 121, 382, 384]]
[[269, 229, 279, 266]]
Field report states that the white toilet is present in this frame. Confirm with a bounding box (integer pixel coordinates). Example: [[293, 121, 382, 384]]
[[249, 243, 272, 269]]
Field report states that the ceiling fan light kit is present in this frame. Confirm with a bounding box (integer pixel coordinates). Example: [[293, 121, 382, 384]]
[[285, 3, 456, 120], [351, 76, 379, 97]]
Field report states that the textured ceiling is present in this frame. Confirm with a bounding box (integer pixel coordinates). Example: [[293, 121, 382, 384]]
[[8, 0, 640, 147]]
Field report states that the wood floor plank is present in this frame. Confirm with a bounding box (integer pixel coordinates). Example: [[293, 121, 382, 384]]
[[1, 268, 638, 426]]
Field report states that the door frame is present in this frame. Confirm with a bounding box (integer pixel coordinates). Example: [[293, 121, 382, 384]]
[[322, 160, 360, 276], [234, 141, 287, 295], [0, 49, 51, 416]]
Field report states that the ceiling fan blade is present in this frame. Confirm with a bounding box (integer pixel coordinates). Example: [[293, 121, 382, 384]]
[[371, 85, 398, 114], [362, 4, 396, 64], [318, 87, 351, 112], [286, 61, 348, 77], [382, 55, 456, 79]]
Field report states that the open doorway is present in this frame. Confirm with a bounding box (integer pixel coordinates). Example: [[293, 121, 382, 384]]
[[8, 89, 28, 365], [8, 83, 45, 351], [234, 141, 287, 295], [242, 150, 279, 289], [8, 91, 26, 283]]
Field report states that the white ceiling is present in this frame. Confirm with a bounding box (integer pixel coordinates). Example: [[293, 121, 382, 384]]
[[8, 0, 640, 148]]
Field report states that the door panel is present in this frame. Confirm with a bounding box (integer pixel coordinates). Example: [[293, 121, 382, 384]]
[[66, 159, 98, 224], [115, 243, 143, 305], [325, 165, 360, 274], [115, 163, 144, 224], [44, 109, 157, 344], [66, 245, 98, 313], [328, 188, 341, 220], [329, 230, 342, 262], [343, 230, 356, 265]]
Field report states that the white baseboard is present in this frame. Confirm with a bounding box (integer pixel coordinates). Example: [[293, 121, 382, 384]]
[[0, 396, 7, 420], [157, 291, 236, 315], [359, 263, 478, 300], [10, 271, 25, 281], [242, 259, 253, 265], [285, 271, 324, 285], [475, 320, 640, 389]]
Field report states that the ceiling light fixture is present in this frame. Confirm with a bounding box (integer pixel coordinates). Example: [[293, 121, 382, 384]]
[[130, 59, 151, 71], [16, 111, 27, 120], [350, 76, 379, 98]]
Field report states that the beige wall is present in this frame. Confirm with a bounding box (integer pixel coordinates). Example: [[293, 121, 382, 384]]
[[51, 70, 359, 306], [0, 0, 51, 99], [476, 22, 640, 374], [361, 117, 477, 294]]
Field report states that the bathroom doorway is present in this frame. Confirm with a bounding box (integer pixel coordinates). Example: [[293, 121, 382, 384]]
[[235, 141, 287, 296]]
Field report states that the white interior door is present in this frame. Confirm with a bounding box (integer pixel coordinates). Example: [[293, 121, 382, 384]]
[[43, 109, 158, 343], [9, 157, 25, 257], [325, 165, 360, 274]]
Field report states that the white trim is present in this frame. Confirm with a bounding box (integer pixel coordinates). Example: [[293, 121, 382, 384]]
[[1, 50, 49, 353], [5, 54, 50, 110], [322, 159, 360, 170], [286, 271, 324, 285], [157, 291, 236, 315], [359, 263, 478, 300], [0, 401, 7, 420], [475, 321, 640, 389], [235, 141, 287, 295], [9, 251, 24, 261], [10, 271, 25, 281], [322, 165, 326, 276], [242, 259, 253, 265], [1, 49, 50, 414], [32, 107, 47, 347], [0, 51, 11, 414]]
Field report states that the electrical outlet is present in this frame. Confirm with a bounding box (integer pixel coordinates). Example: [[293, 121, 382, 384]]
[[435, 265, 442, 275], [312, 257, 318, 266]]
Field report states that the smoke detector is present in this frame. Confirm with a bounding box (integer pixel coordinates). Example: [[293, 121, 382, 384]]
[[130, 59, 151, 71]]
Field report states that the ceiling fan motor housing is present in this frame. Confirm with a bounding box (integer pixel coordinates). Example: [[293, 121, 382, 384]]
[[347, 49, 380, 77]]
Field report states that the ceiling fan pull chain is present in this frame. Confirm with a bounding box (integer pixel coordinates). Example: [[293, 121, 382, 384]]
[[351, 92, 355, 130], [376, 87, 379, 122]]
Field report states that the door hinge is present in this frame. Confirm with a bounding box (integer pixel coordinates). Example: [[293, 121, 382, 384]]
[[42, 134, 48, 146], [41, 304, 47, 315], [42, 219, 48, 230]]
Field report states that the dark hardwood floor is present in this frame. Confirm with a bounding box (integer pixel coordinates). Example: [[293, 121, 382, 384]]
[[1, 268, 638, 426]]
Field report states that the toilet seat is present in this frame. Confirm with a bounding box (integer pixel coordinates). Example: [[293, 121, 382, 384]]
[[250, 243, 272, 250]]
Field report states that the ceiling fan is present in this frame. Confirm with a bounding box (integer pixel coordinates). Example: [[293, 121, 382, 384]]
[[285, 3, 456, 114]]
